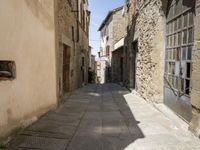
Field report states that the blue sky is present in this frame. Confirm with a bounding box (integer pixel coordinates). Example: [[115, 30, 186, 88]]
[[88, 0, 124, 55]]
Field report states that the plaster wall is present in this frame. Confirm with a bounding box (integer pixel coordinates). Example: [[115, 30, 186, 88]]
[[0, 0, 57, 139]]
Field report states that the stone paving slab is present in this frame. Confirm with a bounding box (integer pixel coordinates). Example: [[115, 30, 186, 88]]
[[6, 84, 200, 150], [8, 135, 68, 150], [67, 134, 102, 150]]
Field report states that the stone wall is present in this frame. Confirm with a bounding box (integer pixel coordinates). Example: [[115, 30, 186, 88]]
[[111, 8, 126, 82], [189, 1, 200, 137], [123, 0, 136, 88], [124, 0, 200, 137], [55, 0, 89, 98], [133, 0, 165, 102], [113, 9, 126, 44], [55, 0, 77, 98]]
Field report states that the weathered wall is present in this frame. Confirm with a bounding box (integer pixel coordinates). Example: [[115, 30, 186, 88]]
[[189, 0, 200, 137], [112, 48, 124, 83], [77, 25, 90, 86], [123, 0, 137, 89], [55, 0, 89, 96], [55, 0, 77, 97], [113, 10, 126, 45], [100, 17, 113, 59], [0, 0, 57, 140], [111, 8, 126, 83], [90, 55, 96, 71], [96, 60, 107, 84], [134, 0, 165, 102]]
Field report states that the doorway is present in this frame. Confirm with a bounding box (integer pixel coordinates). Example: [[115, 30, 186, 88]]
[[63, 44, 71, 93], [120, 57, 123, 82], [132, 40, 138, 89]]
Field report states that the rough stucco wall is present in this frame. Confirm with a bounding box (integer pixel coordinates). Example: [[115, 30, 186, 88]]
[[135, 0, 165, 102], [0, 0, 57, 139]]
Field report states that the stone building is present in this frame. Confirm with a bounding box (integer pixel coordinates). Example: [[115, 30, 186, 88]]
[[112, 17, 126, 83], [55, 0, 90, 97], [95, 57, 109, 84], [0, 0, 90, 141], [90, 54, 96, 72], [98, 6, 125, 82], [122, 0, 200, 137]]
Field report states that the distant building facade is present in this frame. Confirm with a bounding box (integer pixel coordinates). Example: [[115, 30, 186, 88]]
[[90, 54, 96, 71], [0, 0, 90, 140], [96, 58, 109, 84], [98, 6, 126, 83]]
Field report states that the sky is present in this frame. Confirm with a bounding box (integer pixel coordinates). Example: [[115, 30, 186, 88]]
[[88, 0, 124, 56]]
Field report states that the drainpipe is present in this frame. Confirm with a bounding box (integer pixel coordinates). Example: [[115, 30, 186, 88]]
[[76, 0, 79, 42]]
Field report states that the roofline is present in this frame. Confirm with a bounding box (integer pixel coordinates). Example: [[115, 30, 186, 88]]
[[98, 6, 123, 31]]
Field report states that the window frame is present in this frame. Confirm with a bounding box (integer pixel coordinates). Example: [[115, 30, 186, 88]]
[[165, 0, 195, 97]]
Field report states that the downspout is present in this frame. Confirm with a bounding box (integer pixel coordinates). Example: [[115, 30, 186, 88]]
[[76, 0, 79, 42]]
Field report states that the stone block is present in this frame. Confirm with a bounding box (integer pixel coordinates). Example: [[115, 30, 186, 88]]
[[192, 75, 200, 90], [8, 135, 68, 150], [189, 111, 200, 137], [195, 41, 200, 51], [191, 89, 200, 109], [192, 50, 200, 70], [67, 135, 102, 150], [195, 16, 200, 40]]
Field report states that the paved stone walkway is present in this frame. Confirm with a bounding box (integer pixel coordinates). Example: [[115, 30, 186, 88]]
[[7, 84, 200, 150]]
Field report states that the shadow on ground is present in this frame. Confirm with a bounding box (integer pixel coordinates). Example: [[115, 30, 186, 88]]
[[6, 83, 144, 150]]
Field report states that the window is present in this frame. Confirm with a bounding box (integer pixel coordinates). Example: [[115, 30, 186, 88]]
[[106, 46, 110, 56], [0, 61, 16, 80], [165, 0, 195, 96], [82, 57, 85, 66], [72, 26, 75, 41]]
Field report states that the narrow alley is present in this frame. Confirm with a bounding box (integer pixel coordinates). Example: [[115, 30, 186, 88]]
[[1, 0, 200, 149], [7, 84, 200, 150]]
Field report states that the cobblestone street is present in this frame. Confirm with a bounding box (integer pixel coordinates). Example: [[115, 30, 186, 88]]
[[7, 84, 200, 150]]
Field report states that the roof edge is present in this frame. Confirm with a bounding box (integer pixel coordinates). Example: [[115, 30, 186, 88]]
[[98, 6, 123, 31]]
